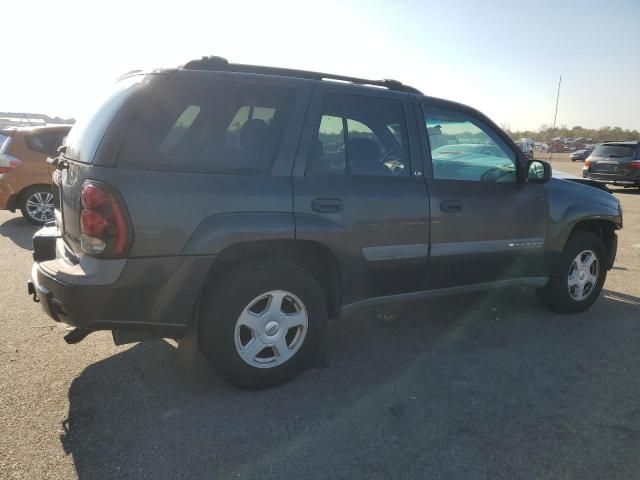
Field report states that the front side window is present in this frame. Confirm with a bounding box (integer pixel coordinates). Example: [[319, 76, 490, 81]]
[[119, 78, 295, 174], [308, 93, 410, 177], [424, 106, 516, 182]]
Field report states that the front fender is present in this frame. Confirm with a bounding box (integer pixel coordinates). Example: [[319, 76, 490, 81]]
[[545, 178, 622, 255], [181, 212, 295, 255]]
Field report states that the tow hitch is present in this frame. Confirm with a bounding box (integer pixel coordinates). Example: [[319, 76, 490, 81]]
[[64, 328, 94, 344], [27, 281, 39, 302]]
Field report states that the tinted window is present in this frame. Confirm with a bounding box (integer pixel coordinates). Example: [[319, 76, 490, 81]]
[[423, 106, 516, 182], [119, 78, 295, 174], [308, 93, 410, 177], [591, 144, 637, 159], [26, 130, 68, 156], [65, 75, 144, 163]]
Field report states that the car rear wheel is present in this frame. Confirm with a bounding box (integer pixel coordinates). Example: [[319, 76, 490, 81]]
[[199, 261, 328, 389], [20, 186, 54, 226], [537, 231, 608, 313]]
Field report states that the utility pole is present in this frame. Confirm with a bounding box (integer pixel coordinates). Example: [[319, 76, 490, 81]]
[[549, 74, 562, 162]]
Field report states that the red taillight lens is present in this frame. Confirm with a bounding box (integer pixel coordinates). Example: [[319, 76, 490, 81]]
[[629, 161, 640, 170], [81, 183, 108, 208], [584, 159, 591, 168], [80, 182, 131, 257], [80, 209, 108, 236], [0, 157, 21, 174]]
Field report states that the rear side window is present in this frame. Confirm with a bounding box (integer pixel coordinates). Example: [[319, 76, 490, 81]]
[[591, 144, 637, 159], [118, 78, 296, 174], [26, 130, 68, 157]]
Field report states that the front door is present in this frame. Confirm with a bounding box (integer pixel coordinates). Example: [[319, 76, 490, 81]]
[[418, 102, 548, 289], [292, 86, 430, 304]]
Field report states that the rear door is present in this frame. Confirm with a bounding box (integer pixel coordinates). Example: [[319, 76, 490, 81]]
[[55, 75, 147, 248], [418, 100, 548, 288], [293, 84, 430, 304]]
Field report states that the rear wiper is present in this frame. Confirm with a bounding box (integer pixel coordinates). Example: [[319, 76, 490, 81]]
[[608, 154, 623, 158]]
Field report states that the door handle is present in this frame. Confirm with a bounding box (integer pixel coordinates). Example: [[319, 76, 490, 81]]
[[311, 198, 343, 213], [440, 200, 463, 213]]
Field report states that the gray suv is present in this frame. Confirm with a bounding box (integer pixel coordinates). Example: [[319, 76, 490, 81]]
[[28, 57, 623, 388], [582, 141, 640, 188]]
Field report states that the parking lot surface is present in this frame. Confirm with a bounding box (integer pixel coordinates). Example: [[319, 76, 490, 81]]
[[1, 159, 639, 479]]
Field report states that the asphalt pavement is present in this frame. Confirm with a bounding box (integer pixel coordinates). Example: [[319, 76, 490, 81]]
[[1, 159, 639, 479]]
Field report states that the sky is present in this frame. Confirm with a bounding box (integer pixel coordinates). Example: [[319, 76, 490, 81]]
[[2, 0, 639, 132]]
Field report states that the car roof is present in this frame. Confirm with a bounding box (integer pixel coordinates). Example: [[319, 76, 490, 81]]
[[178, 56, 423, 94], [2, 125, 72, 134], [600, 141, 639, 145]]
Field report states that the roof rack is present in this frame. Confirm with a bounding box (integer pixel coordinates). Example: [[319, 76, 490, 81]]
[[182, 56, 423, 94]]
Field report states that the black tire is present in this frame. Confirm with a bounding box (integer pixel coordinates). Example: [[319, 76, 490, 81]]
[[537, 231, 608, 314], [198, 261, 328, 389], [19, 185, 54, 226]]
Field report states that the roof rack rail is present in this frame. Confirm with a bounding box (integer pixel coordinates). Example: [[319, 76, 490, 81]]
[[181, 56, 423, 94]]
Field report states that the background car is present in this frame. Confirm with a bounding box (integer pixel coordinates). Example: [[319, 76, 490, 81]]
[[583, 141, 640, 188], [0, 125, 71, 224], [570, 148, 592, 161]]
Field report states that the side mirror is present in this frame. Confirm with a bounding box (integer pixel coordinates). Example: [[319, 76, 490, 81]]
[[527, 159, 551, 183]]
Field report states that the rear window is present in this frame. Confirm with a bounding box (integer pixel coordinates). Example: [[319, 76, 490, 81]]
[[25, 130, 69, 157], [591, 144, 638, 159], [118, 77, 296, 174], [64, 75, 144, 163], [0, 134, 10, 156]]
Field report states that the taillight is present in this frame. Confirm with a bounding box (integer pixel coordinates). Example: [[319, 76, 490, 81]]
[[583, 159, 591, 168], [629, 161, 640, 170], [80, 181, 131, 257], [0, 155, 21, 174]]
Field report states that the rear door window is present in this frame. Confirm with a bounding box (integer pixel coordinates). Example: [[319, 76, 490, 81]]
[[307, 93, 410, 177], [118, 78, 296, 174]]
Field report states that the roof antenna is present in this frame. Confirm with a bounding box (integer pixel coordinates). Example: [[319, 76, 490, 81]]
[[549, 74, 562, 162]]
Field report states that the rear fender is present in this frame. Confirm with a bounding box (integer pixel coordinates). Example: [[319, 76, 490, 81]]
[[181, 212, 295, 255]]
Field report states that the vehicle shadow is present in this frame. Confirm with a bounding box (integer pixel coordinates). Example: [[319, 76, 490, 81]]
[[0, 215, 37, 250], [62, 287, 640, 479], [610, 187, 640, 195]]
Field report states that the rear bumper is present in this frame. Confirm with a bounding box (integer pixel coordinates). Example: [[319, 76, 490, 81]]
[[583, 171, 640, 186], [28, 230, 214, 338]]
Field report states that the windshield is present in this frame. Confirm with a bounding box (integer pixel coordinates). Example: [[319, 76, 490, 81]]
[[64, 75, 144, 163], [591, 144, 637, 159]]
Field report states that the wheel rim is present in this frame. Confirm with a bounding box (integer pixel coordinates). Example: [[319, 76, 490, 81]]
[[25, 191, 54, 223], [567, 249, 599, 301], [234, 290, 308, 369]]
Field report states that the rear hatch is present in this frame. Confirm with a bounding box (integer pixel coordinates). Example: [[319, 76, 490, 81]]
[[54, 75, 149, 255], [587, 143, 638, 174]]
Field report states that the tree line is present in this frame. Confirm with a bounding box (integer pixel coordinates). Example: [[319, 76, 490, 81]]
[[505, 125, 639, 143]]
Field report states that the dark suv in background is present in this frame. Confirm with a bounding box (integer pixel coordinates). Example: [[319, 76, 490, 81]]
[[28, 57, 622, 388], [583, 141, 640, 188]]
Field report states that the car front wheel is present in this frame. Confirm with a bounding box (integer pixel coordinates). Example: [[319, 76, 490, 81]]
[[537, 231, 608, 313], [199, 261, 328, 389]]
